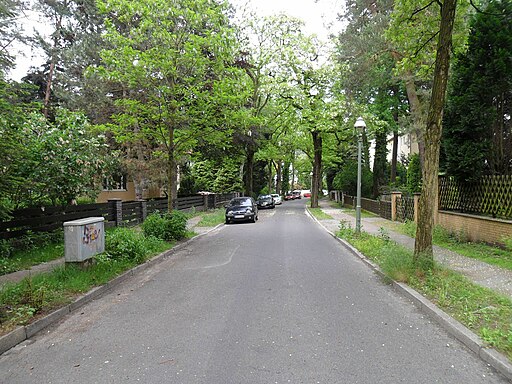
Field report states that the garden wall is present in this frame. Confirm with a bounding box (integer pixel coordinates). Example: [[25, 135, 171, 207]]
[[438, 210, 512, 245]]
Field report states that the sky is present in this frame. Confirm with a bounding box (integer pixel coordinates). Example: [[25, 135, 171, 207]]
[[231, 0, 345, 41], [9, 0, 346, 81]]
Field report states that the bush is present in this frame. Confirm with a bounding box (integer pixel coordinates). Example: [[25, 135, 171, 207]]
[[332, 160, 373, 198], [142, 211, 187, 241], [406, 154, 422, 193], [7, 230, 63, 254], [105, 227, 147, 263], [141, 213, 167, 240], [0, 240, 13, 258]]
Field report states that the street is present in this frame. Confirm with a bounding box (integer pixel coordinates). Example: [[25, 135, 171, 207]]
[[0, 199, 508, 383]]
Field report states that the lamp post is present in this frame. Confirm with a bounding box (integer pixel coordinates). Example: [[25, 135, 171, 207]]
[[354, 117, 366, 233]]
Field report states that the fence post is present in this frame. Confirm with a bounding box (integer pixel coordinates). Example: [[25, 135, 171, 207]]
[[139, 200, 147, 222], [391, 191, 401, 221], [413, 193, 421, 223], [108, 198, 123, 227]]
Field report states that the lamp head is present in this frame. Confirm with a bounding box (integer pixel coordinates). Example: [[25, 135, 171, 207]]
[[354, 117, 366, 134]]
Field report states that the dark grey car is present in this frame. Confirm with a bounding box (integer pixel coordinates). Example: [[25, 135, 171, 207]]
[[225, 197, 258, 224]]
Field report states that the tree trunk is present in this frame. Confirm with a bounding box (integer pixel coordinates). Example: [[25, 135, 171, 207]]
[[167, 126, 175, 213], [373, 129, 387, 198], [391, 131, 399, 183], [414, 0, 457, 265], [276, 161, 282, 195], [311, 130, 322, 208], [244, 149, 254, 197], [43, 60, 55, 119], [282, 161, 290, 193], [403, 74, 426, 169], [268, 161, 273, 193]]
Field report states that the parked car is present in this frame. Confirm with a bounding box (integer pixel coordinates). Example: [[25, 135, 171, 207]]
[[284, 192, 294, 201], [303, 190, 311, 198], [225, 197, 258, 224], [257, 194, 275, 209], [292, 190, 302, 199], [271, 194, 282, 205]]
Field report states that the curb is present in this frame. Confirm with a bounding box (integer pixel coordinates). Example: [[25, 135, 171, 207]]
[[0, 223, 223, 356], [306, 208, 512, 381]]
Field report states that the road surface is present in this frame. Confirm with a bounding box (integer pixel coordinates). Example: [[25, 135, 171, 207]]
[[0, 199, 508, 383]]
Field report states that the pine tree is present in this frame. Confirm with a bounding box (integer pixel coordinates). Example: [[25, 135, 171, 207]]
[[443, 0, 512, 180]]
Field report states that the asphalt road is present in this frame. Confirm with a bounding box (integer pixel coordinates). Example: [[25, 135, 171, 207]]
[[0, 199, 508, 383]]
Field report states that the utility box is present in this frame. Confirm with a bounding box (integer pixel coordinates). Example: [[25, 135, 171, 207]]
[[64, 217, 105, 263]]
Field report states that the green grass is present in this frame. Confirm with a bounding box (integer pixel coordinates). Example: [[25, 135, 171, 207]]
[[382, 221, 512, 271], [338, 222, 512, 360], [0, 230, 172, 335], [8, 243, 64, 272], [340, 207, 379, 219], [308, 208, 334, 220], [196, 208, 226, 227]]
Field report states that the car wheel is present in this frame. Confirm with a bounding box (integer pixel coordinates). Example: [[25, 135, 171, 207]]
[[225, 218, 230, 224]]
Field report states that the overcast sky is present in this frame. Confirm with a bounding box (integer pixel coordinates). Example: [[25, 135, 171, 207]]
[[9, 0, 345, 81], [231, 0, 345, 41]]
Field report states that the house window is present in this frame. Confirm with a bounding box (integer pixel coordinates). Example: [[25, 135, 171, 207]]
[[103, 174, 127, 191]]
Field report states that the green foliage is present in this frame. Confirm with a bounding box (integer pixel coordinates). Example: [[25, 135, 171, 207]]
[[94, 0, 242, 201], [192, 158, 243, 194], [196, 208, 225, 227], [0, 0, 25, 72], [332, 160, 373, 198], [1, 108, 117, 209], [442, 0, 512, 180], [406, 153, 422, 193], [104, 227, 148, 263], [142, 211, 187, 242]]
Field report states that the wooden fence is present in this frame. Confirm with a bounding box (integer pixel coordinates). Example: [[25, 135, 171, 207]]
[[0, 193, 238, 240]]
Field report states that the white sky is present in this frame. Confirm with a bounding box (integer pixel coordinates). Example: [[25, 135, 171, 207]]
[[233, 0, 345, 41], [8, 0, 346, 81]]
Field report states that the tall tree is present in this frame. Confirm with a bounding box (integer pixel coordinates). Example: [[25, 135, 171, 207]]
[[443, 0, 512, 179], [334, 0, 408, 183], [414, 0, 458, 265], [0, 0, 26, 74], [94, 0, 240, 212]]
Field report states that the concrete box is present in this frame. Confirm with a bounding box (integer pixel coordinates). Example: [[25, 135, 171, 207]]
[[64, 217, 105, 263]]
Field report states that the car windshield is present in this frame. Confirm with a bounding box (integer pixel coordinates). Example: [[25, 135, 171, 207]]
[[229, 198, 252, 207]]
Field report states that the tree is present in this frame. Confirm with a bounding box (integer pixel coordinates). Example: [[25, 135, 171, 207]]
[[414, 0, 458, 265], [334, 0, 410, 183], [94, 0, 240, 212], [443, 0, 512, 180], [0, 79, 39, 218], [22, 109, 115, 206], [0, 0, 26, 74]]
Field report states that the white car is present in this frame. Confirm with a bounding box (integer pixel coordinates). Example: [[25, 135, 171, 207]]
[[271, 194, 282, 205]]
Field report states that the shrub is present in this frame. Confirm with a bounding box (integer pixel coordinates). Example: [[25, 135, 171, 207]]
[[141, 212, 167, 240], [162, 211, 187, 240], [105, 227, 147, 263], [142, 211, 187, 241], [0, 240, 13, 258]]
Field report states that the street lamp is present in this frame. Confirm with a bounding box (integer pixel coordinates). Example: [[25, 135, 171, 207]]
[[354, 117, 366, 233]]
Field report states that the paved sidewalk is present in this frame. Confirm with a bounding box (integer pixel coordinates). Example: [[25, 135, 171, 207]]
[[0, 217, 208, 287], [316, 199, 512, 300]]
